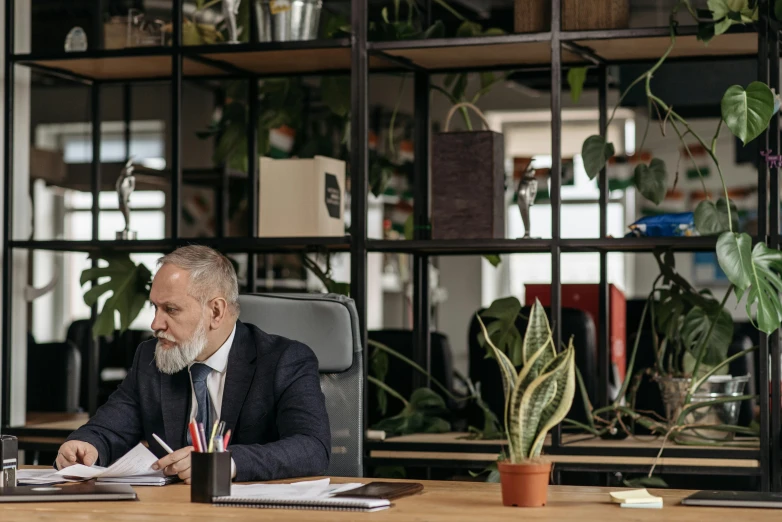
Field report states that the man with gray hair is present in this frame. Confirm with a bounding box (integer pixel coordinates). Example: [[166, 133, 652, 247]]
[[55, 245, 330, 483]]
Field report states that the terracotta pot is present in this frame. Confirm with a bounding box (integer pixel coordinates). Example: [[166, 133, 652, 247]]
[[498, 460, 552, 507]]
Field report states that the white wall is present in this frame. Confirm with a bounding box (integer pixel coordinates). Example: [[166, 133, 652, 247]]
[[1, 0, 32, 427]]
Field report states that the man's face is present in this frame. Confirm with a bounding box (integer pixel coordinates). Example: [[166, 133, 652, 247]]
[[149, 264, 208, 374]]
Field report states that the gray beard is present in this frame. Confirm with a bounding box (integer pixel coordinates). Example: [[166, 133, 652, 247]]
[[154, 319, 208, 374]]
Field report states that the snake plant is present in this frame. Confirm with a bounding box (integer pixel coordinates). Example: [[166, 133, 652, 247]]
[[477, 299, 576, 462]]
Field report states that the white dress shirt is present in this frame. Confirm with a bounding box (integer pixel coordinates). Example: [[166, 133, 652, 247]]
[[187, 323, 237, 478]]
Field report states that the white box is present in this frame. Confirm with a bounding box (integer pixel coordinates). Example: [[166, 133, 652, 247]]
[[258, 155, 346, 237]]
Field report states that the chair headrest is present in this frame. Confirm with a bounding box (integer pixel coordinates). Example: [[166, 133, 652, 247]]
[[237, 293, 359, 373]]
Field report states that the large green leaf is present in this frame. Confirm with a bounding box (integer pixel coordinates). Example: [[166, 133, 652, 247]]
[[81, 255, 152, 338], [479, 296, 523, 365], [716, 231, 752, 291], [529, 341, 576, 457], [694, 198, 737, 236], [567, 67, 587, 103], [633, 158, 667, 205], [582, 135, 615, 179], [721, 81, 775, 145], [681, 306, 734, 367], [745, 243, 782, 334]]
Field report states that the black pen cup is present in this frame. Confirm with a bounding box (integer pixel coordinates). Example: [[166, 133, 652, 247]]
[[191, 451, 232, 503]]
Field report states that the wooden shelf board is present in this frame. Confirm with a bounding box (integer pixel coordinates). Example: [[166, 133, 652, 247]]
[[378, 41, 585, 70], [575, 32, 757, 63], [202, 48, 396, 74], [22, 55, 226, 80]]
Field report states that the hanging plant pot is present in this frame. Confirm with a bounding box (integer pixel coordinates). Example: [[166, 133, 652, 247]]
[[561, 0, 629, 30], [431, 102, 505, 240], [498, 460, 552, 507]]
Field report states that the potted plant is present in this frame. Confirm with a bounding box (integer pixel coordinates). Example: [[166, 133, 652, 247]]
[[477, 299, 576, 507], [639, 251, 752, 440]]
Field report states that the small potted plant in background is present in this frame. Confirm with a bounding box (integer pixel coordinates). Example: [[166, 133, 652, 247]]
[[477, 299, 576, 508]]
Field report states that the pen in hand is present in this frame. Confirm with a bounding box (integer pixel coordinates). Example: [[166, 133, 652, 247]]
[[152, 433, 174, 454]]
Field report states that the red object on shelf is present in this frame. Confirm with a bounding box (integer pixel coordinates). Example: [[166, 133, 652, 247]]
[[524, 284, 627, 391]]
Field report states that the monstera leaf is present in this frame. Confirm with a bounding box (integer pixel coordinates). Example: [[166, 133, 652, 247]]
[[681, 306, 734, 368], [80, 255, 152, 338], [717, 233, 782, 334], [372, 387, 451, 436]]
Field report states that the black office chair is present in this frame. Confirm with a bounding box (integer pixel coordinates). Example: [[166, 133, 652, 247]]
[[366, 330, 461, 428], [26, 336, 81, 413], [467, 306, 598, 427], [66, 319, 153, 411]]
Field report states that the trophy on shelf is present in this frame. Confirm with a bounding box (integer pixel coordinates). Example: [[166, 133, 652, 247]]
[[515, 163, 538, 239], [223, 0, 241, 43], [116, 158, 137, 240]]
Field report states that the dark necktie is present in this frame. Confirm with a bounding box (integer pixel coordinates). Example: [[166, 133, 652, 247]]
[[190, 363, 213, 436]]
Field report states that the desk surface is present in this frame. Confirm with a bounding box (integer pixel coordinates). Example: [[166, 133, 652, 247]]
[[1, 477, 779, 521]]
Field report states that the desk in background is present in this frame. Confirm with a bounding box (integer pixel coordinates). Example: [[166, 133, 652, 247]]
[[2, 476, 780, 521], [367, 432, 762, 477], [6, 412, 88, 453]]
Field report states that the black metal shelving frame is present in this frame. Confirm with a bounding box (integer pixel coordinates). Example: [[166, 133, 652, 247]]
[[1, 0, 780, 490]]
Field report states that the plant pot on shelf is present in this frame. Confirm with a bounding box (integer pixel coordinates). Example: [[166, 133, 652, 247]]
[[498, 460, 552, 507], [514, 0, 629, 33], [254, 0, 323, 42], [656, 374, 750, 440], [562, 0, 629, 30], [431, 103, 505, 240], [258, 155, 345, 237]]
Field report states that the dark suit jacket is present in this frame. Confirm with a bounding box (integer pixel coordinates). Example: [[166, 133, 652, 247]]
[[66, 321, 331, 482]]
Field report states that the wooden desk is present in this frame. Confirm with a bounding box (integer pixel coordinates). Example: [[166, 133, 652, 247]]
[[368, 432, 762, 476], [1, 477, 779, 521], [7, 412, 89, 452]]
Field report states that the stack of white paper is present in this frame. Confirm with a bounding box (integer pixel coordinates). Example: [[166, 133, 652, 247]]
[[54, 443, 170, 486], [609, 488, 664, 509], [17, 469, 74, 486]]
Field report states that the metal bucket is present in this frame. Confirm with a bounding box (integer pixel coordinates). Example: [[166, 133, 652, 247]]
[[657, 374, 749, 440], [255, 0, 322, 42]]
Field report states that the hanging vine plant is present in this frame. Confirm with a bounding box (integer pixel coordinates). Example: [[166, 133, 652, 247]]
[[580, 0, 782, 335]]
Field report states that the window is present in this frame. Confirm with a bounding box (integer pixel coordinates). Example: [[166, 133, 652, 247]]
[[34, 121, 167, 336]]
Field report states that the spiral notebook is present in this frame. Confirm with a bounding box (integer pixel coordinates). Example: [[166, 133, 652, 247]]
[[212, 495, 391, 512], [211, 479, 391, 512]]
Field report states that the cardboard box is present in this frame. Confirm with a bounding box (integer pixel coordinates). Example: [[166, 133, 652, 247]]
[[525, 284, 627, 399], [258, 155, 345, 237]]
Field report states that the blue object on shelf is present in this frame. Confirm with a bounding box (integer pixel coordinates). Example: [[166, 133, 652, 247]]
[[626, 212, 696, 238]]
